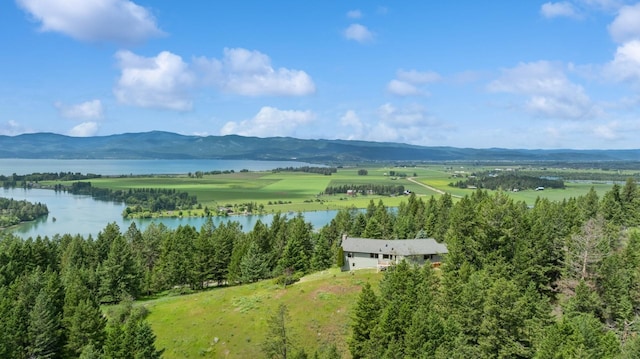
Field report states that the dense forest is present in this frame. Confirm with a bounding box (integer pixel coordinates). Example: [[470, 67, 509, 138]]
[[1, 177, 640, 358], [0, 197, 48, 227]]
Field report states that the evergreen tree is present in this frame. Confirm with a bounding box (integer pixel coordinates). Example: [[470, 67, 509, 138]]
[[27, 288, 63, 359], [262, 304, 295, 359], [99, 233, 141, 303], [349, 282, 380, 359]]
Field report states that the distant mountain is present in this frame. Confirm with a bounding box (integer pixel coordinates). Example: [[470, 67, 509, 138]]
[[0, 131, 639, 162]]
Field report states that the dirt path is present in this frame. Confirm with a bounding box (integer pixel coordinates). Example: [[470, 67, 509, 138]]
[[407, 177, 462, 198]]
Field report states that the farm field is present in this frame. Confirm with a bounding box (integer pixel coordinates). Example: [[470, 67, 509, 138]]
[[44, 164, 631, 216], [138, 268, 381, 359]]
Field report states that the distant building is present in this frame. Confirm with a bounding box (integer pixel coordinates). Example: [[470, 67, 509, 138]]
[[535, 186, 545, 191], [340, 235, 448, 271]]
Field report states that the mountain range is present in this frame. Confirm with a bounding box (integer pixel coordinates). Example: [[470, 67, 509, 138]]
[[1, 131, 639, 163]]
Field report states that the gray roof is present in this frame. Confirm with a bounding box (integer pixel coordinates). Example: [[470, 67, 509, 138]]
[[341, 237, 448, 256]]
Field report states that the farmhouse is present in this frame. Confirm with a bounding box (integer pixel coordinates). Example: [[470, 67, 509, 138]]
[[340, 235, 448, 271]]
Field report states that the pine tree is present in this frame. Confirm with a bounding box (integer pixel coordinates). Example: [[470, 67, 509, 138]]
[[133, 321, 163, 359], [27, 289, 63, 359], [99, 233, 141, 303], [349, 282, 380, 359], [262, 304, 295, 359]]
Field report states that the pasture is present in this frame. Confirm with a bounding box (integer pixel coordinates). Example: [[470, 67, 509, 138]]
[[140, 268, 381, 358]]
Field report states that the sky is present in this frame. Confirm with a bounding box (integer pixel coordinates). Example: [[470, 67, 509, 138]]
[[2, 1, 640, 149]]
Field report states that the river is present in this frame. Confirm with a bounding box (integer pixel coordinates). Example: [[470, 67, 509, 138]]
[[1, 159, 339, 238]]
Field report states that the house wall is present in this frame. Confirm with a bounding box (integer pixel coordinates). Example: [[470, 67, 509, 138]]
[[342, 252, 444, 271], [342, 252, 380, 271]]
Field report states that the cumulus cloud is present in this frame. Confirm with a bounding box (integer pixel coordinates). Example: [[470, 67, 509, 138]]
[[541, 2, 581, 18], [219, 107, 315, 137], [339, 110, 365, 139], [608, 3, 640, 43], [16, 0, 163, 44], [55, 100, 103, 119], [344, 24, 374, 43], [387, 69, 441, 96], [68, 121, 99, 137], [194, 48, 316, 96], [488, 61, 596, 119], [346, 10, 362, 19], [113, 48, 315, 110], [604, 40, 640, 83], [114, 50, 195, 111]]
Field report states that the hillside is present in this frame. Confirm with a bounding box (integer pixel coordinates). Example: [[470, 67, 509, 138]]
[[1, 131, 639, 162], [142, 268, 381, 359]]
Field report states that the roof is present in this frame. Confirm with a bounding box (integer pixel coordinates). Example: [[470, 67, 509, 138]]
[[341, 237, 448, 256]]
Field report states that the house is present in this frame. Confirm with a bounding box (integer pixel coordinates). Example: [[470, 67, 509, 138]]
[[340, 235, 448, 271]]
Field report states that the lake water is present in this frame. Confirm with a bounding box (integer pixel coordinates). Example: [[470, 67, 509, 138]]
[[0, 159, 339, 238]]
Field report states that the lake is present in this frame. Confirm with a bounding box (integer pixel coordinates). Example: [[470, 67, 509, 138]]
[[1, 159, 339, 238]]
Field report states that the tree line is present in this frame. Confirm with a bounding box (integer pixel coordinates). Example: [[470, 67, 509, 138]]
[[323, 184, 406, 196], [1, 172, 101, 188], [272, 166, 338, 176], [62, 182, 197, 217], [449, 172, 565, 190], [0, 197, 48, 227]]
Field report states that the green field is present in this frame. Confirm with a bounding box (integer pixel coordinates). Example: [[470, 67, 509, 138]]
[[45, 165, 624, 216], [139, 268, 381, 358]]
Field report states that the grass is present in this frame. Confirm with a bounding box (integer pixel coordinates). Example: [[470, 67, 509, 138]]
[[42, 164, 623, 216], [138, 268, 381, 358]]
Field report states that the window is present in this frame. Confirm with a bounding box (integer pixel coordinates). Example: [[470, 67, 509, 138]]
[[382, 254, 390, 259], [370, 253, 377, 258], [347, 252, 353, 258]]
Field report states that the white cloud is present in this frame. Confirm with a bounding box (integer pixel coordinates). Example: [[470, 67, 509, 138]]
[[609, 3, 640, 43], [0, 120, 30, 136], [55, 99, 103, 119], [604, 40, 640, 83], [593, 121, 621, 140], [347, 10, 362, 19], [488, 61, 596, 119], [396, 69, 441, 84], [344, 24, 374, 43], [16, 0, 163, 44], [387, 80, 420, 96], [340, 110, 362, 128], [541, 2, 581, 18], [114, 50, 195, 111], [339, 110, 365, 139], [68, 121, 99, 137], [220, 107, 315, 137], [194, 48, 316, 96], [387, 69, 440, 96]]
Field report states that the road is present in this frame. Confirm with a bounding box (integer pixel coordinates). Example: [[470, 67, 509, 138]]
[[406, 177, 462, 198]]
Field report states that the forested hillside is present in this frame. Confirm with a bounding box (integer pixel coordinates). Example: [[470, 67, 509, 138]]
[[1, 178, 640, 358], [2, 131, 640, 161]]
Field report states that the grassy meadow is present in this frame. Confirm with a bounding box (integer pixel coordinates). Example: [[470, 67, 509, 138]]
[[42, 164, 626, 216], [137, 268, 381, 358]]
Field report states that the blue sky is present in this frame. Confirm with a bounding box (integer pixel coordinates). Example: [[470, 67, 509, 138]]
[[2, 0, 640, 149]]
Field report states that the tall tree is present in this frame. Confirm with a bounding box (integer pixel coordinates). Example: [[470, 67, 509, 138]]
[[349, 282, 380, 359], [262, 304, 295, 359], [99, 233, 141, 303]]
